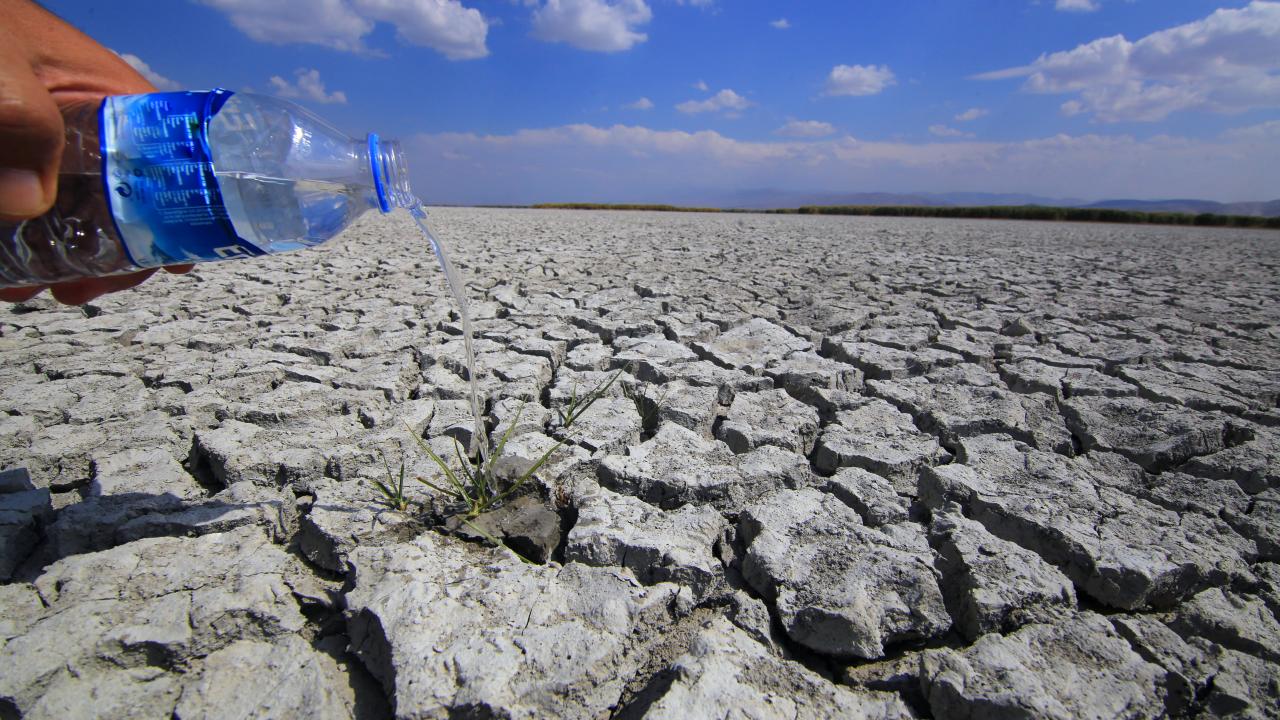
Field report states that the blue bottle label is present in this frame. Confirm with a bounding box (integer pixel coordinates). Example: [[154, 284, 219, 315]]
[[100, 90, 266, 267]]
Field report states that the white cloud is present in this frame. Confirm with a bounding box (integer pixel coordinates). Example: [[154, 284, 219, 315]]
[[775, 119, 835, 138], [693, 80, 709, 92], [357, 0, 490, 59], [676, 89, 752, 114], [978, 1, 1280, 122], [625, 97, 654, 110], [197, 0, 368, 51], [1223, 119, 1280, 140], [197, 0, 488, 59], [824, 64, 896, 97], [113, 51, 181, 91], [929, 124, 973, 138], [954, 107, 989, 122], [1055, 0, 1100, 12], [268, 68, 349, 103], [530, 0, 651, 52], [771, 18, 789, 29], [407, 122, 1280, 205]]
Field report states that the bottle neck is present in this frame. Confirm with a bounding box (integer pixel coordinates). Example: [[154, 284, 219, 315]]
[[366, 134, 415, 213]]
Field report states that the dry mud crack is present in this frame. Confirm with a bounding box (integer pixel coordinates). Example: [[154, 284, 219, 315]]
[[2, 208, 1279, 719]]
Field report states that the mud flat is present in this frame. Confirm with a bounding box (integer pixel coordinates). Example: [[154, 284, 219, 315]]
[[2, 207, 1278, 718]]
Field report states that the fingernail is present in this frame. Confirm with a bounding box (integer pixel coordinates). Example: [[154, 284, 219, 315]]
[[0, 168, 49, 217]]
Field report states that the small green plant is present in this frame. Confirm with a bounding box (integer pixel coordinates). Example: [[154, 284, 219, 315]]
[[408, 403, 565, 519], [555, 367, 624, 429], [372, 450, 412, 512], [622, 380, 670, 430]]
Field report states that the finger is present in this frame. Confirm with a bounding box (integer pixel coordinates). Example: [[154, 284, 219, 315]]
[[0, 285, 44, 302], [48, 269, 157, 305], [163, 263, 195, 275], [0, 39, 63, 221], [17, 1, 156, 101]]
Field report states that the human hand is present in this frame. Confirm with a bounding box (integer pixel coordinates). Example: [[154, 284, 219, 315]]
[[0, 0, 192, 305]]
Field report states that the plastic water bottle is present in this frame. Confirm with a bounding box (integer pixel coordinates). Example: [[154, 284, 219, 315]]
[[0, 89, 414, 288]]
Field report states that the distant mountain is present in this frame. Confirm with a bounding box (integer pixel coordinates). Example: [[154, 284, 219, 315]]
[[721, 189, 1082, 210], [718, 189, 1280, 217], [921, 192, 1086, 207], [721, 189, 951, 209], [1226, 200, 1280, 217]]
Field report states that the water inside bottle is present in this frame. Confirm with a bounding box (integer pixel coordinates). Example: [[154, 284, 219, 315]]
[[215, 172, 369, 254], [409, 203, 490, 469]]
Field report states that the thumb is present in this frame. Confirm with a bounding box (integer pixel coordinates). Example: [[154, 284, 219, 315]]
[[0, 41, 64, 221]]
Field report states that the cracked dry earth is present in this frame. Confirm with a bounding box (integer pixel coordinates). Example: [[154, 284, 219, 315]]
[[1, 208, 1279, 720]]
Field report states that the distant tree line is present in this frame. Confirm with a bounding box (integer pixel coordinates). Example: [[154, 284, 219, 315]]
[[778, 205, 1280, 228], [532, 203, 1280, 229]]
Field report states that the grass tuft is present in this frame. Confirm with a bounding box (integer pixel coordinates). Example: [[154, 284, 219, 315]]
[[408, 402, 566, 519], [555, 368, 624, 429], [372, 450, 412, 512], [622, 380, 669, 432]]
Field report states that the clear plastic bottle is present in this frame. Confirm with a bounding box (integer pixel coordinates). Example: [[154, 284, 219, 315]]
[[0, 89, 414, 288]]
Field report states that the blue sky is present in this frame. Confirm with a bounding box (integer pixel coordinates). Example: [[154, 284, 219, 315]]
[[50, 0, 1280, 204]]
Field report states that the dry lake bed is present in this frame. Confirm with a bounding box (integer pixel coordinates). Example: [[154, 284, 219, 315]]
[[1, 207, 1278, 718]]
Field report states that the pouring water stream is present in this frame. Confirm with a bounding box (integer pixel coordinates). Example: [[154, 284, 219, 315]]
[[409, 203, 491, 470]]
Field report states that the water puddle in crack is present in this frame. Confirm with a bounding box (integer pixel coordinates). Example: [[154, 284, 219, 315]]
[[410, 203, 490, 467]]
